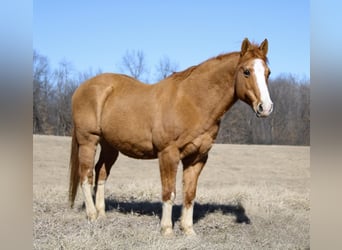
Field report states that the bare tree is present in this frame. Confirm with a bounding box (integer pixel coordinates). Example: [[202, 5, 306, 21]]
[[120, 49, 148, 81], [155, 55, 179, 81], [298, 83, 310, 145], [53, 60, 78, 136], [33, 50, 53, 134]]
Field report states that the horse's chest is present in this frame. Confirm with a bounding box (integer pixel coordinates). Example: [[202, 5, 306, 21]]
[[179, 133, 214, 160], [179, 123, 219, 160]]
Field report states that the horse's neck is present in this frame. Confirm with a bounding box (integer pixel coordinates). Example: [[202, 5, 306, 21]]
[[182, 56, 238, 122]]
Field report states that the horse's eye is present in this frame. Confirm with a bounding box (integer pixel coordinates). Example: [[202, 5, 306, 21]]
[[267, 70, 271, 77], [243, 69, 250, 77]]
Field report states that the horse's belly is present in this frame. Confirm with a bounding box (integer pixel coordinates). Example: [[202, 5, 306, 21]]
[[102, 128, 157, 159], [117, 141, 157, 159]]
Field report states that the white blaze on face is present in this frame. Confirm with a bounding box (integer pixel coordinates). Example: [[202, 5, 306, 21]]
[[253, 59, 273, 113]]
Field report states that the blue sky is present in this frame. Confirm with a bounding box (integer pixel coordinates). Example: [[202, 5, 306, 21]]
[[33, 1, 309, 82]]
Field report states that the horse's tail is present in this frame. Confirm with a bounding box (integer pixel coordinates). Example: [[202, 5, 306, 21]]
[[68, 128, 79, 208]]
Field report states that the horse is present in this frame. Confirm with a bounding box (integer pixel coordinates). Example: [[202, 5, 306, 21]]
[[68, 38, 273, 236]]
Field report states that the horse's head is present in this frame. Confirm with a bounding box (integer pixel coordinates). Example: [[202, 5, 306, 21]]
[[235, 38, 273, 117]]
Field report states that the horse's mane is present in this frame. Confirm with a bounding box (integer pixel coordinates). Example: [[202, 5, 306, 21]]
[[168, 52, 238, 82], [168, 66, 197, 81], [167, 43, 268, 82]]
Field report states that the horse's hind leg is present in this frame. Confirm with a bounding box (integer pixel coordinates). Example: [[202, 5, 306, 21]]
[[78, 133, 100, 221], [94, 140, 118, 218]]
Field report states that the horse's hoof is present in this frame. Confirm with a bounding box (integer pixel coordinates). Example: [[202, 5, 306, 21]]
[[97, 211, 106, 220], [161, 227, 174, 237], [87, 212, 98, 222], [182, 227, 197, 236]]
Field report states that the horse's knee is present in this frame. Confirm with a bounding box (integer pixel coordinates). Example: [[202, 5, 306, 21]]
[[162, 190, 176, 203], [184, 190, 196, 207]]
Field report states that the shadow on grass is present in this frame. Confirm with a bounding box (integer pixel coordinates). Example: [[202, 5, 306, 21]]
[[103, 198, 251, 225]]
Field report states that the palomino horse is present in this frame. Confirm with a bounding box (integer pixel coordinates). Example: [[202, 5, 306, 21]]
[[69, 38, 273, 236]]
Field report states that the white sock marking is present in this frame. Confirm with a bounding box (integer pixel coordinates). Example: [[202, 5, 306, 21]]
[[95, 181, 105, 215], [181, 202, 194, 227], [81, 179, 97, 220], [161, 200, 173, 234]]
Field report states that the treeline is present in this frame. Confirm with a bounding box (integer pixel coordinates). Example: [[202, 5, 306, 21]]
[[33, 50, 310, 145], [216, 75, 310, 145]]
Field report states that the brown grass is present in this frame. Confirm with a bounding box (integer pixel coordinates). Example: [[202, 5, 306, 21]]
[[33, 135, 310, 249]]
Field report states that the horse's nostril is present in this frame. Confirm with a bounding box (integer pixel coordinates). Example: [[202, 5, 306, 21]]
[[257, 104, 263, 113]]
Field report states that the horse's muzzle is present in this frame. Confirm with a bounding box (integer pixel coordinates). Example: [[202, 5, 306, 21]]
[[256, 102, 273, 118]]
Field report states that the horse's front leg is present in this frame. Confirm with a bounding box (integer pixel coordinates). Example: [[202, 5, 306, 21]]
[[181, 155, 207, 235], [158, 146, 180, 237]]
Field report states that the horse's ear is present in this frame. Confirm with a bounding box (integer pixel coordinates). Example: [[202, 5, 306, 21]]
[[240, 38, 251, 56], [259, 39, 268, 56]]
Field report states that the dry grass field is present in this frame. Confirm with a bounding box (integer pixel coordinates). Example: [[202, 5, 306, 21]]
[[33, 135, 310, 249]]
